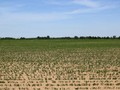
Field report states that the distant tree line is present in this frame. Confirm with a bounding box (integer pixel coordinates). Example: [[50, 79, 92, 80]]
[[0, 35, 120, 40]]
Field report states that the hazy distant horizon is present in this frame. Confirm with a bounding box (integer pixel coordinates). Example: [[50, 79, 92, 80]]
[[0, 0, 120, 37]]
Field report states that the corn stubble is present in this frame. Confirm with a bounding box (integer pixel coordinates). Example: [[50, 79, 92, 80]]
[[0, 40, 120, 89]]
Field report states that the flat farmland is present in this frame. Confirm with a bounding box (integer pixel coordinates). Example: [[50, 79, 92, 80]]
[[0, 39, 120, 90]]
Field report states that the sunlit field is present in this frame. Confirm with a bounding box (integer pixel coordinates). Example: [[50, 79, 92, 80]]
[[0, 39, 120, 90]]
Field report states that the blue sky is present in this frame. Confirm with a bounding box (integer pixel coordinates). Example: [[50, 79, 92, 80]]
[[0, 0, 120, 37]]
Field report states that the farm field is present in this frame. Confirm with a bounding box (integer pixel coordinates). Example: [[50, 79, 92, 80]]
[[0, 39, 120, 90]]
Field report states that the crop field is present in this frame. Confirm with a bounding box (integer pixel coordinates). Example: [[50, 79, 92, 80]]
[[0, 39, 120, 90]]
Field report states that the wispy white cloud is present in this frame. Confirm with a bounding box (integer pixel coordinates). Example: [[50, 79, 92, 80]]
[[41, 0, 100, 8], [67, 5, 115, 15], [72, 0, 100, 8], [39, 0, 117, 15], [0, 8, 70, 24], [0, 0, 118, 24]]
